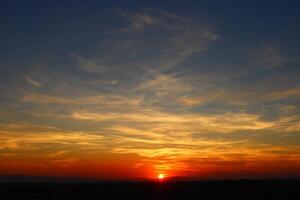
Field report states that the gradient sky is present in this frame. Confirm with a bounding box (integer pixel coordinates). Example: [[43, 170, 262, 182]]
[[1, 0, 300, 180]]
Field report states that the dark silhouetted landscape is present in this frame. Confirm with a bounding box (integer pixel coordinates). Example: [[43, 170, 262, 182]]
[[1, 176, 299, 200]]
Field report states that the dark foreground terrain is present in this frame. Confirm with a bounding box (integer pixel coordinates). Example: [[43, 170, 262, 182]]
[[1, 180, 299, 200]]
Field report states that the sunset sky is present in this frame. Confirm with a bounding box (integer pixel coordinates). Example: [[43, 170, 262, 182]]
[[1, 0, 300, 180]]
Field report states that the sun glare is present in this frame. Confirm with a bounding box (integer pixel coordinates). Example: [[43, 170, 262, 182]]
[[158, 174, 165, 180]]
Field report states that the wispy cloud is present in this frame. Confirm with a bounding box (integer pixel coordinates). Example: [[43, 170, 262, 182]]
[[251, 43, 287, 70], [24, 76, 43, 87], [0, 124, 104, 151], [70, 110, 274, 133], [121, 11, 159, 32], [262, 86, 300, 101], [75, 8, 218, 76], [22, 93, 141, 107], [48, 150, 68, 158]]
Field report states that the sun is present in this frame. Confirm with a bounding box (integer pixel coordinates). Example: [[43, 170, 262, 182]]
[[158, 174, 165, 180]]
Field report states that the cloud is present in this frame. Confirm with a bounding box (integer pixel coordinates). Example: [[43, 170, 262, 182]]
[[178, 90, 224, 107], [24, 76, 42, 87], [220, 85, 300, 104], [0, 123, 105, 151], [71, 110, 274, 133], [262, 86, 300, 101], [22, 94, 73, 104], [273, 116, 300, 132], [252, 43, 287, 70], [135, 72, 192, 106], [75, 8, 218, 76], [122, 11, 159, 32], [21, 93, 141, 107], [48, 150, 68, 158]]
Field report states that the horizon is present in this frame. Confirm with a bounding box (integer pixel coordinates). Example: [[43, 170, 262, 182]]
[[1, 174, 300, 183], [1, 0, 300, 181]]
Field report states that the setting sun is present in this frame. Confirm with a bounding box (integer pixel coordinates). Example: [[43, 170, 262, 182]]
[[158, 174, 165, 180]]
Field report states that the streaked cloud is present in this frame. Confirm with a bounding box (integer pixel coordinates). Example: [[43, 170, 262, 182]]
[[262, 86, 300, 101], [24, 76, 42, 87], [75, 8, 218, 76], [252, 43, 287, 70], [22, 93, 141, 106]]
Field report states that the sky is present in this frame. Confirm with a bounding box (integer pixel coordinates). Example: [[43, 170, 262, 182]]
[[0, 0, 300, 180]]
